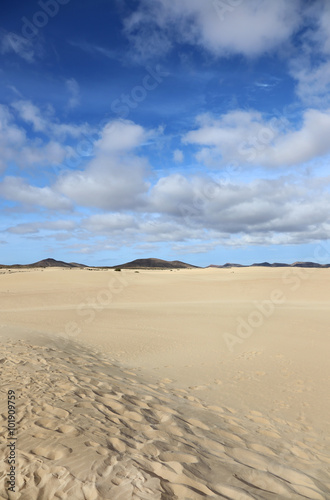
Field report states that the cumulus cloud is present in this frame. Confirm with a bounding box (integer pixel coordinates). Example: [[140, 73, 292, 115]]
[[0, 104, 71, 171], [291, 60, 330, 106], [183, 108, 330, 168], [55, 119, 151, 210], [0, 107, 71, 170], [95, 119, 149, 153], [56, 156, 149, 211], [12, 100, 48, 132], [64, 173, 330, 247], [146, 173, 330, 239], [313, 1, 330, 55], [3, 170, 330, 250], [0, 105, 26, 171], [123, 0, 302, 60], [0, 101, 96, 173], [287, 2, 330, 106], [0, 177, 72, 211], [6, 220, 76, 235], [2, 105, 330, 252], [83, 213, 137, 232]]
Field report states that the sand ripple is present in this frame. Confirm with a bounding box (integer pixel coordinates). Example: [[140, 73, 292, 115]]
[[0, 338, 330, 499]]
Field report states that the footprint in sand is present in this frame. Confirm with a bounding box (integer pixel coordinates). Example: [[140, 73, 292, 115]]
[[31, 432, 48, 439], [56, 425, 80, 436], [188, 385, 207, 391], [139, 443, 160, 457], [41, 404, 70, 419], [30, 445, 73, 460], [95, 446, 109, 456], [84, 440, 100, 448], [107, 437, 126, 453], [35, 418, 59, 431]]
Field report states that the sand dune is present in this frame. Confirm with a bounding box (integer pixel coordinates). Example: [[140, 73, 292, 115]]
[[0, 267, 330, 498]]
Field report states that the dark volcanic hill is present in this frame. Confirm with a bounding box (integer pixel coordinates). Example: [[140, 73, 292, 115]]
[[112, 258, 199, 269], [209, 262, 329, 268], [0, 258, 86, 269], [1, 258, 329, 270], [29, 258, 79, 268], [207, 263, 246, 268], [291, 262, 327, 268]]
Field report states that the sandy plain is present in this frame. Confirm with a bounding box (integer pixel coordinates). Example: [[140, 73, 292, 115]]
[[0, 266, 329, 499]]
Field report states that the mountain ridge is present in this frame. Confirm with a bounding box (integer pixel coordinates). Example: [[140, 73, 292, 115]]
[[1, 258, 329, 269]]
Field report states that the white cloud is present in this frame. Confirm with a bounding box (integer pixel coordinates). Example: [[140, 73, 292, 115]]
[[149, 174, 199, 215], [66, 78, 80, 109], [171, 242, 218, 254], [124, 0, 302, 60], [3, 170, 330, 249], [6, 220, 76, 235], [0, 105, 26, 171], [0, 177, 72, 211], [173, 149, 184, 163], [83, 213, 137, 232], [56, 156, 149, 211], [56, 119, 151, 210], [291, 60, 330, 106], [0, 105, 73, 171], [145, 174, 330, 244], [0, 105, 23, 140], [287, 2, 330, 106], [313, 1, 330, 55], [12, 100, 91, 138], [0, 101, 97, 174], [12, 100, 47, 132], [95, 119, 149, 153], [183, 108, 330, 168]]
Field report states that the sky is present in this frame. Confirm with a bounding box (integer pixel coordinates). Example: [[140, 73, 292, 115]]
[[1, 0, 330, 266]]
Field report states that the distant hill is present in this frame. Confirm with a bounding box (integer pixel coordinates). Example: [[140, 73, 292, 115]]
[[0, 258, 87, 269], [1, 258, 329, 270], [112, 258, 199, 269], [209, 262, 329, 268], [207, 263, 246, 268], [291, 262, 330, 268]]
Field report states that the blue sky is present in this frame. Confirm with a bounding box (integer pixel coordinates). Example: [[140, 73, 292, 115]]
[[1, 0, 330, 266]]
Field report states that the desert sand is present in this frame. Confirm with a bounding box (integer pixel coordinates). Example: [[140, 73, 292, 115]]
[[0, 267, 329, 499]]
